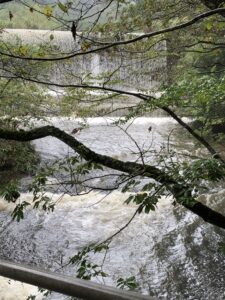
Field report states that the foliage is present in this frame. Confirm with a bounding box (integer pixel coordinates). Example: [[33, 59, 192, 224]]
[[125, 193, 159, 213], [0, 78, 52, 186], [218, 241, 225, 255], [0, 119, 39, 186], [69, 243, 108, 280], [26, 288, 51, 300], [28, 170, 56, 212], [117, 276, 139, 290], [181, 158, 225, 182], [0, 137, 39, 174], [160, 75, 225, 135], [0, 182, 20, 203], [0, 79, 55, 118]]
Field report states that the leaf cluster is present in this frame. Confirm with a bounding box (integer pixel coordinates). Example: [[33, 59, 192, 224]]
[[125, 192, 158, 214], [117, 276, 139, 290], [69, 243, 108, 280]]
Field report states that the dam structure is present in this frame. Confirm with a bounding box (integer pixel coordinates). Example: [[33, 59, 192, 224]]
[[0, 29, 167, 116], [0, 28, 167, 91]]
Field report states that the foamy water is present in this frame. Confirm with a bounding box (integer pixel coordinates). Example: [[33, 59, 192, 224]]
[[0, 278, 41, 300], [0, 117, 224, 300], [0, 191, 174, 299], [32, 116, 191, 160]]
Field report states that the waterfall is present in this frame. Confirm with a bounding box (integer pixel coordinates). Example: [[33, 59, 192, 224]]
[[0, 29, 167, 91], [0, 29, 168, 117]]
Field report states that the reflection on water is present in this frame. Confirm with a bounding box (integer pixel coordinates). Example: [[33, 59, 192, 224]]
[[0, 117, 225, 300]]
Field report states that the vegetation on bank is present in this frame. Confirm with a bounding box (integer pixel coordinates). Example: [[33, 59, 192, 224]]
[[0, 78, 54, 186], [0, 138, 39, 186]]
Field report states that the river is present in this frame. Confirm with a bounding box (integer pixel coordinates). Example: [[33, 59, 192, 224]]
[[0, 117, 225, 300]]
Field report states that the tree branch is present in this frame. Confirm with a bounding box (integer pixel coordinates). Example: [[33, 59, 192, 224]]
[[0, 125, 173, 183], [162, 106, 225, 163], [200, 0, 225, 17], [1, 8, 225, 61], [4, 73, 222, 164], [201, 0, 225, 10], [0, 125, 225, 230]]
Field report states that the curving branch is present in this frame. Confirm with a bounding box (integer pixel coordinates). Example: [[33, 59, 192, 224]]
[[3, 73, 222, 164], [0, 125, 173, 183], [0, 8, 225, 62], [201, 0, 225, 10], [161, 106, 225, 164], [200, 1, 225, 18], [0, 125, 225, 229]]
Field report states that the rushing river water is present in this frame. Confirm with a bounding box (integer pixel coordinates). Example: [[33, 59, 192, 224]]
[[0, 117, 225, 300]]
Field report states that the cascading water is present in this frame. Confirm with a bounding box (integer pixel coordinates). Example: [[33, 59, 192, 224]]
[[0, 29, 167, 117], [0, 29, 167, 91], [1, 117, 225, 300], [1, 29, 225, 300]]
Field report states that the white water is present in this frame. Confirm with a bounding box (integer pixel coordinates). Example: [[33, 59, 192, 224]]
[[0, 191, 174, 299], [0, 278, 41, 300], [1, 117, 225, 299], [32, 116, 190, 160]]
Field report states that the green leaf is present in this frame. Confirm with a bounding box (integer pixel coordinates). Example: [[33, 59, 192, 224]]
[[19, 46, 28, 56], [94, 243, 109, 253], [26, 296, 36, 300], [58, 2, 68, 13], [44, 6, 53, 18], [116, 276, 138, 290], [206, 21, 213, 31], [218, 242, 225, 255], [11, 201, 30, 222], [1, 183, 20, 203]]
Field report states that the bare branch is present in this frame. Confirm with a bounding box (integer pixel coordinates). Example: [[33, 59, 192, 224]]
[[162, 106, 225, 163]]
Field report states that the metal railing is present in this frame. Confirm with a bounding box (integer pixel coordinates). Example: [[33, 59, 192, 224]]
[[0, 260, 155, 300]]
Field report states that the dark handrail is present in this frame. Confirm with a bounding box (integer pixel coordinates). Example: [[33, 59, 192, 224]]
[[0, 260, 154, 300]]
